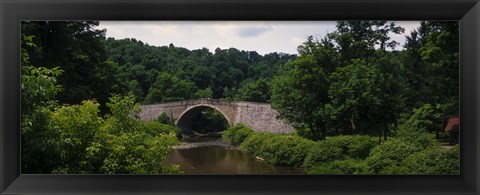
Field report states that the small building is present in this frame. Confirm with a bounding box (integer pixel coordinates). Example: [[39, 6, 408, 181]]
[[444, 117, 459, 145]]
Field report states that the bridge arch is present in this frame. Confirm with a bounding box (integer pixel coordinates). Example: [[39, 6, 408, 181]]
[[140, 99, 295, 134], [175, 104, 233, 133]]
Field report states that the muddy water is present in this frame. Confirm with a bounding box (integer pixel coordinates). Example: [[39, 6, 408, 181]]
[[163, 135, 306, 174]]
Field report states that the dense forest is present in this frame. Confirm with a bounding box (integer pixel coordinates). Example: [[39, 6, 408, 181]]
[[21, 21, 459, 174]]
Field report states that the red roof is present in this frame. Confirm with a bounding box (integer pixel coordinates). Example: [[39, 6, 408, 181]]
[[444, 117, 460, 132]]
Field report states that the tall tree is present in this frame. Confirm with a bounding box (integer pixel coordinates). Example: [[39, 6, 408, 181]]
[[271, 21, 405, 140], [22, 21, 127, 110], [401, 21, 459, 138]]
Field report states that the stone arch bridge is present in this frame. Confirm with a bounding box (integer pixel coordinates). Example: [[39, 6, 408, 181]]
[[139, 99, 294, 134]]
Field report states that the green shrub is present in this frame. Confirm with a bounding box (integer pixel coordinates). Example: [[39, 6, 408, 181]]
[[398, 104, 436, 133], [398, 131, 437, 149], [395, 104, 439, 149], [365, 139, 421, 174], [240, 133, 271, 156], [156, 112, 172, 124], [84, 130, 180, 174], [303, 135, 377, 168], [143, 121, 181, 137], [259, 135, 317, 167], [308, 158, 372, 174], [222, 124, 254, 145], [303, 141, 343, 168], [241, 133, 317, 167], [48, 101, 103, 173], [401, 145, 460, 174]]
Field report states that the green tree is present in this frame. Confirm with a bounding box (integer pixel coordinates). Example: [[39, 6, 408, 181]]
[[48, 101, 104, 173], [195, 87, 213, 99], [237, 78, 271, 102], [271, 21, 405, 140], [127, 80, 144, 102], [402, 21, 459, 117], [21, 35, 64, 173], [324, 59, 382, 135], [330, 21, 404, 63], [271, 36, 337, 140], [22, 21, 128, 110], [144, 72, 198, 103], [83, 94, 181, 174]]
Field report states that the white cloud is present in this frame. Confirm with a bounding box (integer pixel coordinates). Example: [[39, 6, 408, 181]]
[[97, 21, 420, 55]]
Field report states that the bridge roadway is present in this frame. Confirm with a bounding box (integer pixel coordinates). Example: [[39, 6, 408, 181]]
[[139, 99, 294, 134]]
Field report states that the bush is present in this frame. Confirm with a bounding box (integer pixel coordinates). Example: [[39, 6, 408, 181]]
[[395, 104, 439, 149], [308, 158, 372, 174], [240, 133, 271, 156], [303, 135, 377, 168], [398, 131, 436, 149], [259, 135, 317, 167], [401, 145, 460, 174], [222, 124, 254, 145], [241, 133, 316, 167], [365, 139, 421, 174], [82, 95, 182, 174], [50, 95, 181, 174], [398, 104, 436, 133], [84, 130, 180, 174], [143, 121, 181, 137], [303, 141, 343, 168], [48, 100, 103, 173], [156, 112, 172, 124]]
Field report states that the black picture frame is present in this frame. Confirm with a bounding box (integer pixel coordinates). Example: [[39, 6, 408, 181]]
[[1, 0, 479, 194]]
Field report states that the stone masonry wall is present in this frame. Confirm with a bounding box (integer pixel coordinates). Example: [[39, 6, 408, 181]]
[[233, 102, 294, 134], [139, 99, 294, 134]]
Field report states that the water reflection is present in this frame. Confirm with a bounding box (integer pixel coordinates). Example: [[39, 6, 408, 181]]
[[163, 145, 306, 174]]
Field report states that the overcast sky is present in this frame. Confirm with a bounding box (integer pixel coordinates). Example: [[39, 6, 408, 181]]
[[97, 21, 421, 55]]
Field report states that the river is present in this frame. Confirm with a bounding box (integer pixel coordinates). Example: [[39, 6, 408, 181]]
[[162, 134, 306, 174]]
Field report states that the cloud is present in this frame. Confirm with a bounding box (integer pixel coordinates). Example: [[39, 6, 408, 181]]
[[97, 21, 420, 55], [235, 26, 273, 37], [141, 23, 180, 37]]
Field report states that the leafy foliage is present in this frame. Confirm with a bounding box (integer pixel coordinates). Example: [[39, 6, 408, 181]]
[[303, 135, 377, 168], [49, 101, 103, 173], [144, 72, 198, 104], [143, 121, 182, 138], [365, 139, 421, 174], [236, 78, 272, 102], [222, 124, 254, 145], [104, 37, 296, 103], [240, 133, 316, 167], [21, 20, 460, 175], [194, 87, 214, 99], [22, 21, 128, 111], [308, 158, 371, 174], [239, 133, 271, 155], [156, 112, 173, 125], [21, 68, 181, 174], [324, 59, 383, 134], [191, 107, 229, 133], [395, 104, 440, 148], [271, 21, 407, 140], [401, 145, 459, 174]]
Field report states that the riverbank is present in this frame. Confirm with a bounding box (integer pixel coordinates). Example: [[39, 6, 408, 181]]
[[173, 139, 238, 149]]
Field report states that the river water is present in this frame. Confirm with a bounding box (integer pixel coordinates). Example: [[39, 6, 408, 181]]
[[162, 134, 306, 174]]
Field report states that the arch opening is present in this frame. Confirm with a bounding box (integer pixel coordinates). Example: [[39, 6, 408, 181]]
[[176, 106, 229, 135]]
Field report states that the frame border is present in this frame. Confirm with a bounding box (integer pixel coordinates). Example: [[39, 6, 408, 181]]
[[1, 0, 479, 194]]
